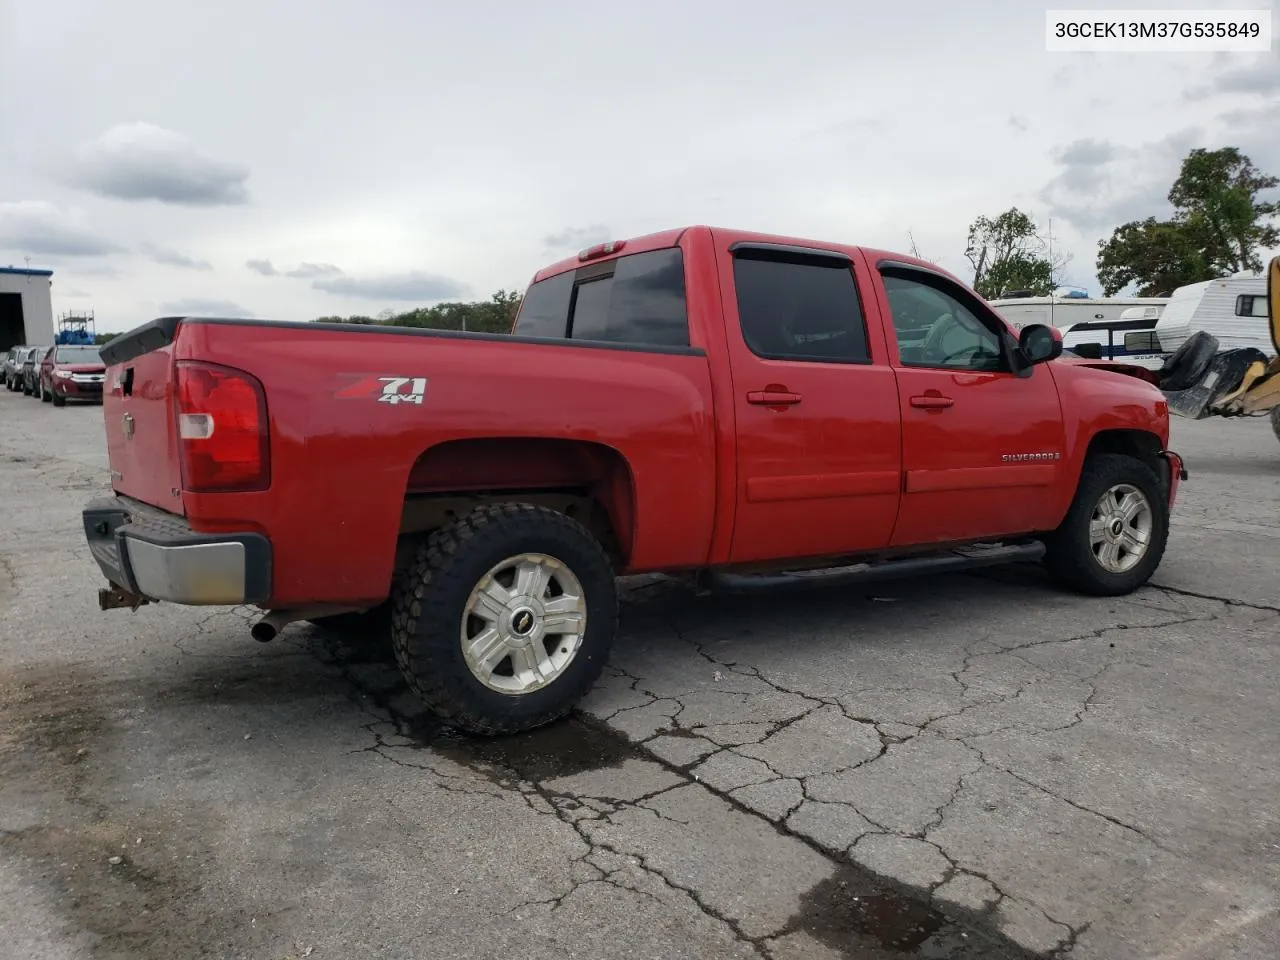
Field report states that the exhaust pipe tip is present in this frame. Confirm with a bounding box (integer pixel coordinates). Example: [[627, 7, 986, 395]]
[[249, 605, 366, 644]]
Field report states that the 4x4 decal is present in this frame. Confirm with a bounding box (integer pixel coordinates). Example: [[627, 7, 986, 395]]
[[334, 375, 428, 405]]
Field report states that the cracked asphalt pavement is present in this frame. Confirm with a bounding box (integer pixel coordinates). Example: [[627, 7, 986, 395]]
[[1, 387, 1278, 959]]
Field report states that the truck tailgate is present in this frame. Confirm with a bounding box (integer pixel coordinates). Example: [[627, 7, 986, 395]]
[[103, 346, 185, 514]]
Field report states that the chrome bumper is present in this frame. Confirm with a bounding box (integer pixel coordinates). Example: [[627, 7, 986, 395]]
[[83, 496, 271, 605]]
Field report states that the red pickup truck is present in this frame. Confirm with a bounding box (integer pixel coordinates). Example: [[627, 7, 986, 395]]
[[83, 225, 1185, 735]]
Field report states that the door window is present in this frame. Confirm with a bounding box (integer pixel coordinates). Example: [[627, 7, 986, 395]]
[[881, 271, 1008, 372], [732, 252, 870, 363]]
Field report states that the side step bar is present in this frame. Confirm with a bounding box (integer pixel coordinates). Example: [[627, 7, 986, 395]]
[[705, 541, 1045, 594]]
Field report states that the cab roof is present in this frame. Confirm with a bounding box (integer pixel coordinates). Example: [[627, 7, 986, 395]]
[[531, 225, 966, 289]]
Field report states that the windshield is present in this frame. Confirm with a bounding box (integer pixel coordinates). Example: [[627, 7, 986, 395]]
[[54, 345, 102, 363]]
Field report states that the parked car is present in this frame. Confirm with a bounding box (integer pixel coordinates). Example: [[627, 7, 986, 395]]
[[39, 343, 106, 406], [3, 346, 32, 390], [80, 224, 1186, 737], [20, 346, 53, 396]]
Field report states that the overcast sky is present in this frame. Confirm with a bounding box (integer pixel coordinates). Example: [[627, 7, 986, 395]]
[[2, 0, 1278, 331]]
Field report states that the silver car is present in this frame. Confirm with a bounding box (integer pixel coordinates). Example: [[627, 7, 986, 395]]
[[3, 345, 39, 391]]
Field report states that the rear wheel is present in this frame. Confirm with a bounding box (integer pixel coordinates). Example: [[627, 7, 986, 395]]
[[1042, 453, 1169, 596], [391, 503, 617, 736]]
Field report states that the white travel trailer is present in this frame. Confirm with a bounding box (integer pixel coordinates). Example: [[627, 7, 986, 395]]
[[1151, 272, 1276, 357], [987, 289, 1169, 332], [1062, 305, 1167, 368]]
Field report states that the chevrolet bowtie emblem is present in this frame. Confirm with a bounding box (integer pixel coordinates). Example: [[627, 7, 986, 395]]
[[122, 413, 135, 440]]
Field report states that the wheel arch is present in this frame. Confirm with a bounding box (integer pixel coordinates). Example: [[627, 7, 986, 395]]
[[396, 436, 638, 569]]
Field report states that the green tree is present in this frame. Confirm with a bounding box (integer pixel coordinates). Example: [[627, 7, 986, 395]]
[[1095, 146, 1280, 296], [1095, 217, 1209, 297], [1169, 147, 1280, 274], [314, 289, 522, 332], [964, 207, 1065, 298]]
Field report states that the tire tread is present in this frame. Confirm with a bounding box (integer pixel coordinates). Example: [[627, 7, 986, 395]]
[[390, 502, 617, 736], [1043, 453, 1169, 596]]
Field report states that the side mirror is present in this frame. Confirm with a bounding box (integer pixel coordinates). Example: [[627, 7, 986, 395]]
[[1018, 323, 1063, 366]]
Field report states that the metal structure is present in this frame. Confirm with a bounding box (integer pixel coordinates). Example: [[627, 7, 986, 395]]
[[55, 310, 96, 345]]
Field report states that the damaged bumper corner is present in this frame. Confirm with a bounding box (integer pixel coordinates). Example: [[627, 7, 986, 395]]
[[1160, 450, 1187, 508]]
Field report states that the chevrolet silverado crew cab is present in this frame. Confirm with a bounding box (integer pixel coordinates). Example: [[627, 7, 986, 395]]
[[82, 226, 1186, 736]]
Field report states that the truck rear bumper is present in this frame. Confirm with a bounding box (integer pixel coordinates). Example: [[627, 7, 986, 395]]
[[83, 495, 271, 605]]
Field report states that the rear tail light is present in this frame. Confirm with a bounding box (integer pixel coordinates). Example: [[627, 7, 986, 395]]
[[175, 361, 270, 492]]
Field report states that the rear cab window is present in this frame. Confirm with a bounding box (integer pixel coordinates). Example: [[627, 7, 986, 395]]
[[512, 247, 690, 349], [730, 248, 871, 363]]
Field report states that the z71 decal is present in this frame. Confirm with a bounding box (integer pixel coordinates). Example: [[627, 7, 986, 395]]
[[335, 375, 429, 405]]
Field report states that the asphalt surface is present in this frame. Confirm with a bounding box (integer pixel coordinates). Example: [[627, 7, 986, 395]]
[[1, 385, 1277, 960]]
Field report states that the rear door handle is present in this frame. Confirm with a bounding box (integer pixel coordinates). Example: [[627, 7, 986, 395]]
[[747, 390, 802, 405], [909, 394, 954, 409]]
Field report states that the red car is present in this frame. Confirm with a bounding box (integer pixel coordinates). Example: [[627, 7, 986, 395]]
[[81, 224, 1185, 736], [39, 344, 106, 406]]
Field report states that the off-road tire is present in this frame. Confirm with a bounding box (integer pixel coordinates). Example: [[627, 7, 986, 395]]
[[1042, 453, 1169, 596], [390, 503, 618, 736], [1158, 331, 1217, 392]]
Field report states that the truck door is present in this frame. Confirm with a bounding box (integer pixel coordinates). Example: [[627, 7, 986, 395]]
[[714, 238, 903, 565], [865, 258, 1067, 546]]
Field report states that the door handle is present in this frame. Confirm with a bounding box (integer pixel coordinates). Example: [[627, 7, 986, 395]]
[[909, 394, 954, 409], [747, 390, 802, 405]]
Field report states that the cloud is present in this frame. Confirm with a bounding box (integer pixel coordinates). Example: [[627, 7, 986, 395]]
[[67, 122, 251, 206], [160, 297, 254, 317], [0, 201, 121, 257], [284, 262, 343, 278], [141, 242, 212, 270], [543, 224, 611, 250], [247, 258, 343, 279], [245, 258, 278, 276], [1039, 130, 1198, 233], [1218, 102, 1280, 177], [312, 271, 469, 301], [1051, 138, 1120, 168], [1185, 57, 1280, 100], [1041, 139, 1123, 201], [1007, 114, 1029, 134]]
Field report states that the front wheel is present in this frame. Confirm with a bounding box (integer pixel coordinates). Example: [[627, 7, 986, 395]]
[[40, 381, 51, 402], [391, 503, 618, 736], [1042, 453, 1169, 596], [51, 393, 66, 407]]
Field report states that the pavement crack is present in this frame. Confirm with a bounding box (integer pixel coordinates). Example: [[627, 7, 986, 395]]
[[1150, 582, 1280, 614], [973, 745, 1179, 856]]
